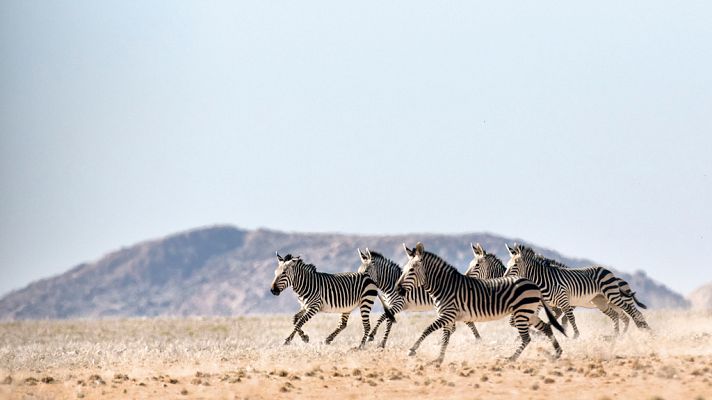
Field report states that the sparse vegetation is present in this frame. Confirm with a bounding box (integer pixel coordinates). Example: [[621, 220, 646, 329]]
[[0, 310, 711, 399]]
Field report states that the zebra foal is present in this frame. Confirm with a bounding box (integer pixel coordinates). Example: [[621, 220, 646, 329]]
[[270, 253, 395, 348], [395, 242, 565, 365]]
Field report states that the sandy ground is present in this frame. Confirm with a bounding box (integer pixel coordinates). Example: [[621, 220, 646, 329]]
[[1, 310, 711, 399]]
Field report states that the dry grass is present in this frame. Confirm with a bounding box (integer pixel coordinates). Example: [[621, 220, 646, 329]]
[[1, 310, 712, 399]]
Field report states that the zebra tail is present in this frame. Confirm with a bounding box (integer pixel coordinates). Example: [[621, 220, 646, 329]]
[[541, 300, 567, 336], [619, 285, 648, 309], [378, 294, 397, 323], [632, 293, 648, 309]]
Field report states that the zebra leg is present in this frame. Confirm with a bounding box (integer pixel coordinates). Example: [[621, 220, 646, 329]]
[[617, 301, 650, 330], [357, 301, 375, 349], [551, 307, 568, 329], [508, 312, 533, 361], [591, 295, 620, 336], [605, 290, 650, 330], [531, 316, 562, 360], [368, 314, 389, 342], [432, 323, 456, 366], [561, 302, 580, 339], [619, 310, 631, 332], [325, 313, 350, 344], [377, 300, 404, 348], [292, 309, 309, 343], [465, 322, 481, 340], [408, 314, 455, 356], [285, 305, 320, 345]]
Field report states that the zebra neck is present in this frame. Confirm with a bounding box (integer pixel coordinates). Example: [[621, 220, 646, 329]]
[[291, 270, 316, 297], [423, 266, 461, 298], [377, 265, 402, 294]]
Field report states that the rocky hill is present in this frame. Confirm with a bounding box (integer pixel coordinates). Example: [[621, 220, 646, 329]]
[[0, 226, 689, 319]]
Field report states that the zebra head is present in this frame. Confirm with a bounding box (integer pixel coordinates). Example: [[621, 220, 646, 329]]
[[504, 243, 531, 277], [356, 247, 374, 275], [465, 243, 487, 278], [466, 243, 506, 279], [271, 252, 300, 295], [396, 242, 426, 296]]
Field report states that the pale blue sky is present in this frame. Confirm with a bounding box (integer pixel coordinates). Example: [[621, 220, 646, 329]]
[[1, 1, 711, 297]]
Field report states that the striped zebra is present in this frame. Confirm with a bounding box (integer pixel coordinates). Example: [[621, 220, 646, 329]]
[[536, 252, 646, 335], [270, 253, 396, 348], [465, 243, 639, 334], [503, 244, 650, 338], [356, 248, 482, 348], [395, 242, 565, 365]]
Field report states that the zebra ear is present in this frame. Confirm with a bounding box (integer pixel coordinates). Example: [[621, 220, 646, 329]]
[[415, 242, 424, 256], [276, 251, 283, 262], [365, 248, 372, 259], [505, 244, 515, 257], [357, 248, 367, 262], [403, 243, 414, 258], [471, 243, 483, 256]]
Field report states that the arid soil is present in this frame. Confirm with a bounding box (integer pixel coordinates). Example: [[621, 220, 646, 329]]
[[1, 311, 711, 399]]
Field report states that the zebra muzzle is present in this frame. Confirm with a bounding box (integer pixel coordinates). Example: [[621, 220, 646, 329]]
[[270, 287, 281, 296]]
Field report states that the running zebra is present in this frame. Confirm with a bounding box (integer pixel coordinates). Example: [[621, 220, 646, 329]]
[[503, 244, 650, 338], [356, 248, 481, 348], [395, 242, 565, 365], [465, 243, 639, 334], [270, 253, 396, 348], [536, 252, 645, 335]]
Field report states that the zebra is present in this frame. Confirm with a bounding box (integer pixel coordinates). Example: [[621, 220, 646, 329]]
[[356, 248, 482, 348], [395, 242, 566, 365], [535, 252, 646, 335], [503, 243, 650, 339], [270, 252, 396, 348], [465, 243, 641, 334]]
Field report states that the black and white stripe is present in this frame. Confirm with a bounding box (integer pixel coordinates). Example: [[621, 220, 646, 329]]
[[466, 243, 642, 334], [356, 248, 481, 348], [504, 244, 650, 338], [270, 253, 395, 348], [465, 243, 507, 279], [395, 242, 565, 365]]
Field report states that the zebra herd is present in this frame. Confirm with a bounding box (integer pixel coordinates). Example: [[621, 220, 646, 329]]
[[269, 242, 650, 364]]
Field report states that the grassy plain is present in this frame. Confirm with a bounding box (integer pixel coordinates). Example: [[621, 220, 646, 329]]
[[1, 310, 711, 399]]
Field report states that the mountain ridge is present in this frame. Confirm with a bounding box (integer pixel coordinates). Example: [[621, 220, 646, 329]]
[[0, 225, 690, 319]]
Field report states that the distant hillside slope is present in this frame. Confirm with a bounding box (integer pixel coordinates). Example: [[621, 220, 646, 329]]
[[0, 226, 689, 319], [688, 283, 712, 310]]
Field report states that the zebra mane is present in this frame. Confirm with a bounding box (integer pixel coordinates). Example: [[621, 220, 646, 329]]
[[369, 251, 402, 271], [422, 251, 459, 274], [535, 253, 569, 269], [291, 258, 317, 273], [517, 246, 569, 270], [485, 252, 505, 266]]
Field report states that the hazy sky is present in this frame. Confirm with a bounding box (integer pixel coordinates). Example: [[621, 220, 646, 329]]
[[1, 1, 711, 297]]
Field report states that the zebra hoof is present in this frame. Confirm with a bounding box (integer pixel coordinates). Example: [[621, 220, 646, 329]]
[[367, 335, 375, 342], [408, 349, 416, 357], [283, 340, 292, 346], [324, 338, 333, 345], [302, 335, 309, 343], [378, 342, 387, 349]]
